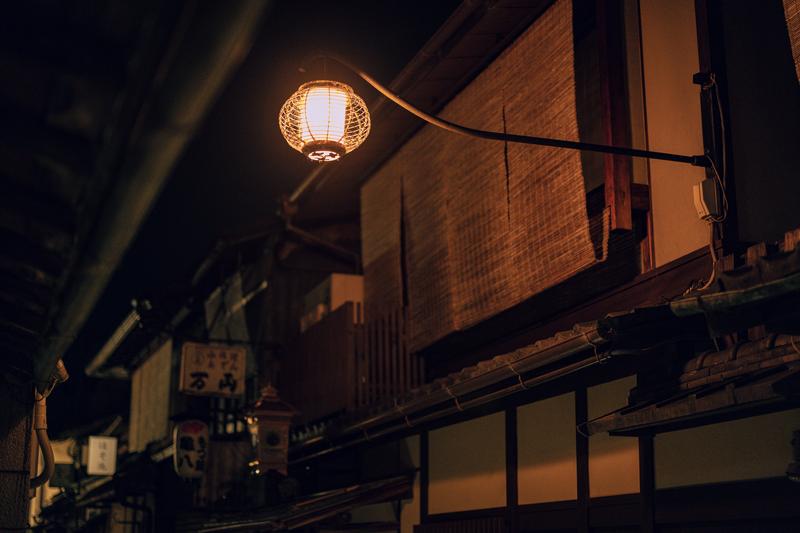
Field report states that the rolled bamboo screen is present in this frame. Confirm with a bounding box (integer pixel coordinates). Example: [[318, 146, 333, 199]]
[[361, 156, 405, 316], [361, 0, 608, 351], [785, 0, 800, 83], [502, 0, 609, 307]]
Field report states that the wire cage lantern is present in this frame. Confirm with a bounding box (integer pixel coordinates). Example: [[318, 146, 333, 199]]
[[279, 80, 371, 162]]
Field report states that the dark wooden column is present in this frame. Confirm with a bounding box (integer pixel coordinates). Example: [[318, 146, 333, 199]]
[[0, 380, 34, 529], [639, 435, 656, 533], [505, 408, 519, 532], [420, 430, 429, 524], [576, 388, 589, 533], [597, 0, 634, 231], [694, 0, 739, 253]]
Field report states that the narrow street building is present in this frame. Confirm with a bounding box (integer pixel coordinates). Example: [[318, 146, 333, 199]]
[[2, 1, 800, 531]]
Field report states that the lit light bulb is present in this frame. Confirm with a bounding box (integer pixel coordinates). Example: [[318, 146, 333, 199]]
[[299, 86, 347, 146]]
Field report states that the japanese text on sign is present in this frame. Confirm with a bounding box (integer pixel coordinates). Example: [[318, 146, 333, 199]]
[[173, 420, 208, 478], [87, 436, 117, 476], [179, 342, 246, 397]]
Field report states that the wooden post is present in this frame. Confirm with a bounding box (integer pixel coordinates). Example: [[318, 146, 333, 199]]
[[784, 228, 800, 251], [639, 435, 656, 533], [694, 0, 739, 252], [420, 430, 429, 524], [505, 409, 519, 533], [745, 243, 767, 340], [597, 0, 633, 231], [576, 388, 589, 533]]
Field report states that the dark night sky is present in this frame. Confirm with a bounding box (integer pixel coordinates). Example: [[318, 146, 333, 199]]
[[53, 0, 460, 434]]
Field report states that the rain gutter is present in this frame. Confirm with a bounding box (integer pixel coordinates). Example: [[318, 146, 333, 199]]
[[290, 324, 610, 464], [670, 270, 800, 317]]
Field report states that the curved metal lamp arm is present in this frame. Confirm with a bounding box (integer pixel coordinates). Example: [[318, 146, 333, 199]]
[[304, 52, 709, 168]]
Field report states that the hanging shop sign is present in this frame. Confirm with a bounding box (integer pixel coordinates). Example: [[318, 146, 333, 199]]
[[179, 341, 246, 397], [173, 419, 209, 478], [86, 436, 117, 476]]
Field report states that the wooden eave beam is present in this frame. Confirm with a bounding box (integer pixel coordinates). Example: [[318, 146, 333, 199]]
[[0, 107, 95, 178], [0, 230, 67, 277]]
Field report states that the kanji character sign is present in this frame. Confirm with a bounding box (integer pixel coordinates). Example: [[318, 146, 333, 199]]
[[179, 342, 246, 398]]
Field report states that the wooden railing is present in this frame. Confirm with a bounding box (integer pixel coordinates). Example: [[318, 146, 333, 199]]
[[355, 305, 424, 407], [281, 302, 424, 423]]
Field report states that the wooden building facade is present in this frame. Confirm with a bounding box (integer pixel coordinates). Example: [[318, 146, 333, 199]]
[[287, 0, 800, 532], [32, 0, 800, 531]]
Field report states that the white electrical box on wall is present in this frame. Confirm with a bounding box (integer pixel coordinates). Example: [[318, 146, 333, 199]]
[[693, 178, 721, 221]]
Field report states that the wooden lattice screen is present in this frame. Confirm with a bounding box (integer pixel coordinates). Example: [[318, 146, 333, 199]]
[[354, 305, 424, 407], [361, 0, 608, 352], [281, 303, 423, 423]]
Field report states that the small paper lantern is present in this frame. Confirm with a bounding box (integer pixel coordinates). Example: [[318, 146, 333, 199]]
[[279, 80, 370, 162], [173, 420, 209, 478]]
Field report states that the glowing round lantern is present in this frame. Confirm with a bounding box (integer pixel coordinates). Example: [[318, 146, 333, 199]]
[[278, 80, 370, 162]]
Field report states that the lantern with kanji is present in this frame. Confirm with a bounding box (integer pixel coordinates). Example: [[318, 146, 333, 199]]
[[246, 385, 296, 475], [173, 419, 209, 478]]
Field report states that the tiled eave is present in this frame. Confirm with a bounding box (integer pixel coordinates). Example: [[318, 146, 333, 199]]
[[289, 228, 800, 461]]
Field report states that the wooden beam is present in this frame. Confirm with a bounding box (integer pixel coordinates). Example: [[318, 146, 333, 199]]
[[0, 273, 52, 309], [0, 304, 46, 337], [0, 107, 94, 177]]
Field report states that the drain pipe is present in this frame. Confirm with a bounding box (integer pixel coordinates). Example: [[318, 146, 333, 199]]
[[31, 360, 69, 489], [30, 396, 54, 490]]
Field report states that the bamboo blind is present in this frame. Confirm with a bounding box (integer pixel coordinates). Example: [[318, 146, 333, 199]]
[[361, 156, 405, 316], [361, 0, 608, 351], [502, 0, 608, 311], [785, 0, 800, 83]]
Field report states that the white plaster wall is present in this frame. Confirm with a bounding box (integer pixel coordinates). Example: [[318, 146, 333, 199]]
[[517, 393, 577, 504], [588, 376, 640, 497], [428, 412, 506, 514], [639, 0, 708, 266], [655, 408, 800, 489]]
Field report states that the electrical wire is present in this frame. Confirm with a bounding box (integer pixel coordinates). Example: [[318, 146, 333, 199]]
[[685, 73, 730, 294], [695, 222, 719, 292]]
